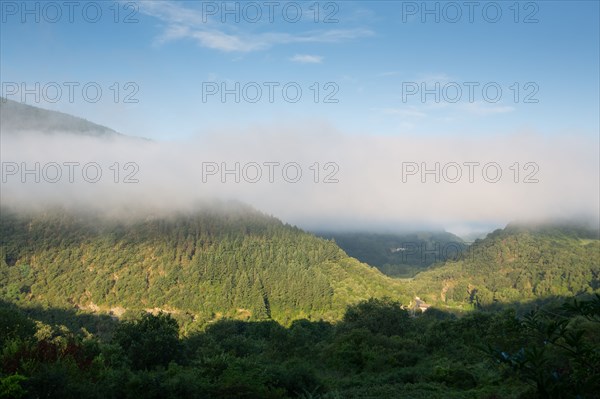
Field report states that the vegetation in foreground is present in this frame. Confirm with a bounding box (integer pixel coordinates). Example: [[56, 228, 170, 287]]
[[1, 295, 599, 399], [1, 206, 598, 398]]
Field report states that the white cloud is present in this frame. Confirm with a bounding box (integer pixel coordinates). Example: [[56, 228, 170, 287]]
[[375, 101, 513, 126], [139, 1, 373, 53], [2, 125, 598, 232], [290, 54, 323, 64]]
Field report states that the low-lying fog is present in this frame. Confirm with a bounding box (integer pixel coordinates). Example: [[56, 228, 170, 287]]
[[1, 124, 598, 235]]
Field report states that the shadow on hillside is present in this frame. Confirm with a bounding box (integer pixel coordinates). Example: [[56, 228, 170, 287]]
[[471, 293, 598, 315], [2, 293, 596, 339], [0, 299, 118, 339], [2, 294, 598, 399]]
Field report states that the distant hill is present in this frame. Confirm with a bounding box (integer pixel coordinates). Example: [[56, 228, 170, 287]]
[[0, 97, 122, 137], [408, 222, 600, 309], [0, 204, 408, 327], [2, 202, 598, 326], [316, 231, 465, 277]]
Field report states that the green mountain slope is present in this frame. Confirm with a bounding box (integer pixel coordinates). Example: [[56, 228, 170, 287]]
[[408, 223, 600, 308], [0, 204, 407, 327], [0, 97, 121, 137], [316, 231, 465, 277]]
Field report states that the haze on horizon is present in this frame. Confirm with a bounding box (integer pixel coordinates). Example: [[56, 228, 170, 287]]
[[1, 1, 598, 237], [1, 100, 598, 237]]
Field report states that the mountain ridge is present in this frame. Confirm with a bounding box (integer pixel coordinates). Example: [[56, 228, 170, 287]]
[[1, 97, 123, 137], [409, 223, 600, 309], [0, 203, 408, 328]]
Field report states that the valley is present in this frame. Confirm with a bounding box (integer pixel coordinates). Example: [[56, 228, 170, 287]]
[[2, 5, 599, 395]]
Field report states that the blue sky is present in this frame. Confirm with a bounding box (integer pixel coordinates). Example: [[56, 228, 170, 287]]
[[1, 1, 599, 233], [1, 0, 598, 140]]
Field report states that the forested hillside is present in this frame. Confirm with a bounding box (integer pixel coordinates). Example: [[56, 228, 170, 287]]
[[316, 231, 465, 277], [0, 98, 121, 137], [0, 204, 407, 328], [2, 203, 599, 398], [409, 223, 600, 309], [2, 295, 599, 398], [2, 204, 598, 325]]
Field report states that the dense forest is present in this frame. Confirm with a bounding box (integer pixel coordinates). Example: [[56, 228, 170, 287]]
[[1, 205, 599, 398], [0, 204, 407, 329], [409, 223, 600, 310], [1, 295, 599, 398], [315, 231, 465, 277]]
